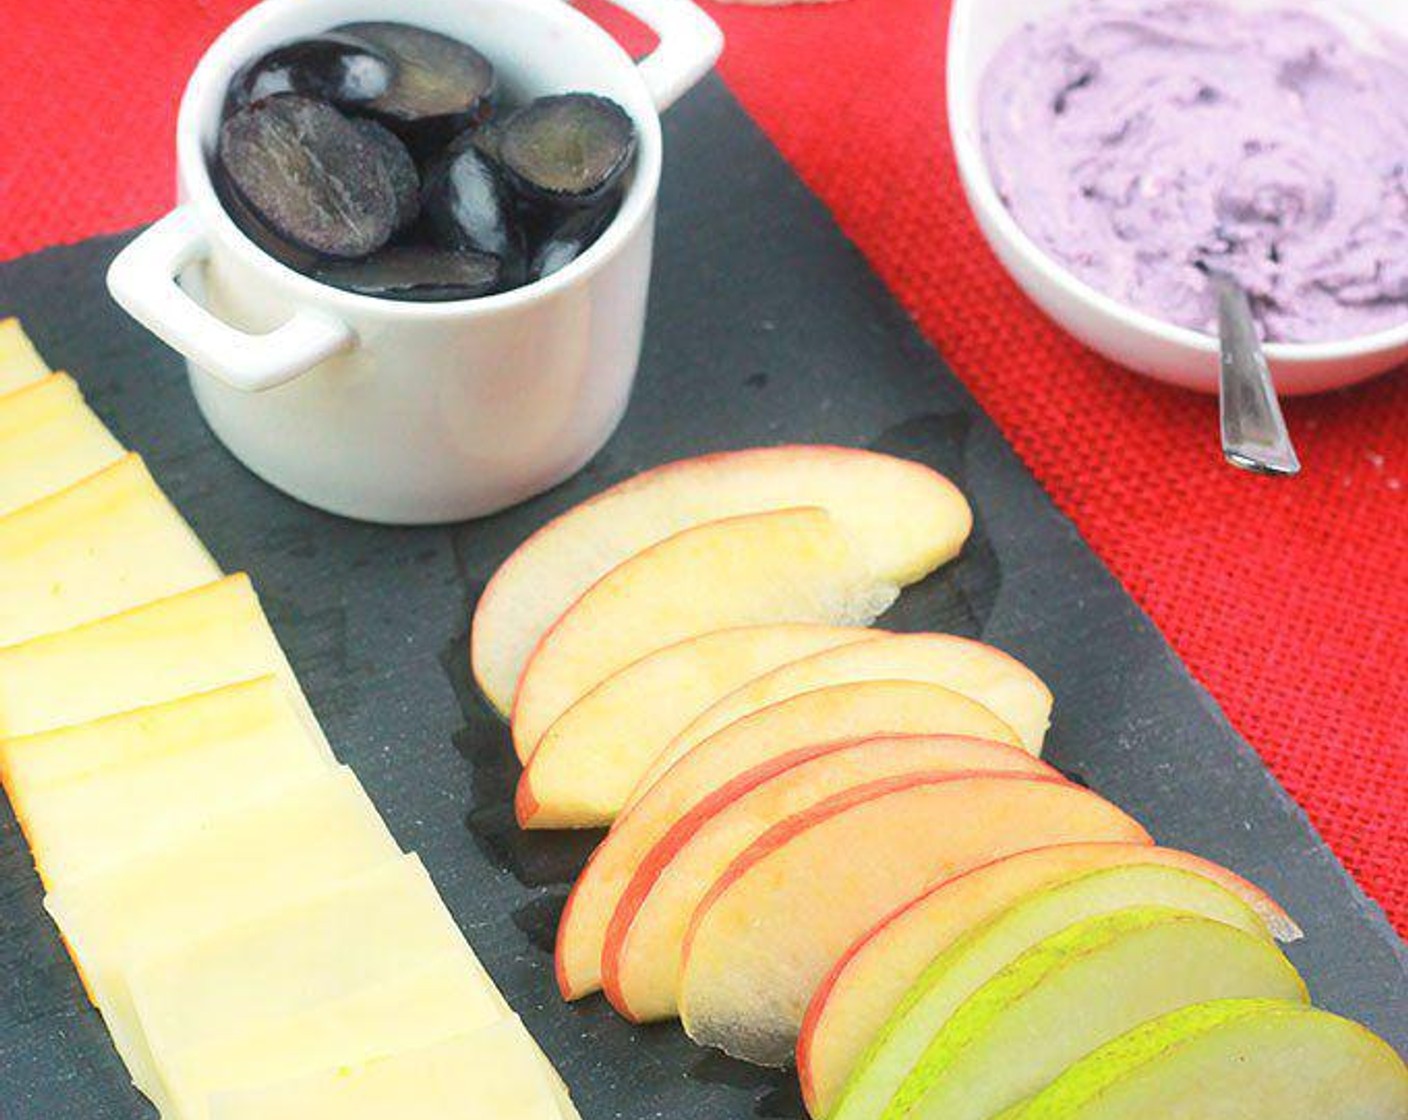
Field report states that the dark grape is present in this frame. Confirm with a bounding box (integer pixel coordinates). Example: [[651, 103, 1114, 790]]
[[499, 94, 636, 208], [528, 193, 622, 281], [212, 23, 638, 301], [351, 118, 420, 231], [335, 22, 495, 152], [223, 35, 394, 117], [212, 163, 322, 273], [315, 246, 502, 301], [421, 142, 523, 266], [218, 94, 399, 258]]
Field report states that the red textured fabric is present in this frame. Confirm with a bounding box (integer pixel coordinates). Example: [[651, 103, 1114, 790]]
[[0, 0, 1403, 934]]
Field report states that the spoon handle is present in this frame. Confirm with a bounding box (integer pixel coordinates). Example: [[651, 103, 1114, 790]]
[[1214, 276, 1301, 476]]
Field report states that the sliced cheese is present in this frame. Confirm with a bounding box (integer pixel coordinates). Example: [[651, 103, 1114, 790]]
[[0, 454, 219, 647], [9, 678, 331, 890], [45, 766, 396, 1097], [208, 1020, 566, 1120], [0, 574, 326, 749], [0, 317, 49, 393], [128, 853, 477, 1104], [168, 950, 506, 1120], [0, 674, 308, 795], [0, 373, 124, 515]]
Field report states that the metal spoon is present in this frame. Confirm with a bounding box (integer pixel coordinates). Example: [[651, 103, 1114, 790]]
[[1210, 272, 1300, 476]]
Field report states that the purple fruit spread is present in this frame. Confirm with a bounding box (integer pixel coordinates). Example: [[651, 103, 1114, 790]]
[[978, 0, 1408, 343]]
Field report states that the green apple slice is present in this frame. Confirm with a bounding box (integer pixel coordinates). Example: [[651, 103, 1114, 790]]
[[801, 846, 1298, 1119], [874, 907, 1306, 1120], [1007, 998, 1408, 1120], [825, 862, 1281, 1120]]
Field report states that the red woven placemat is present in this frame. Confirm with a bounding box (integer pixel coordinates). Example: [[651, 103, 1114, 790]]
[[0, 0, 1403, 933]]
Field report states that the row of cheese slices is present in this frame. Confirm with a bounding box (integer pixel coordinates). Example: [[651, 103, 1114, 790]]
[[0, 319, 579, 1120]]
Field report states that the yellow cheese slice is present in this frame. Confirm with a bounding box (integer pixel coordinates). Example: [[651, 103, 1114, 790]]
[[9, 678, 332, 890], [207, 1020, 567, 1120], [0, 674, 308, 796], [127, 853, 478, 1105], [0, 373, 124, 515], [0, 317, 50, 393], [45, 766, 397, 1098], [0, 453, 219, 647], [0, 575, 326, 748], [167, 950, 507, 1120]]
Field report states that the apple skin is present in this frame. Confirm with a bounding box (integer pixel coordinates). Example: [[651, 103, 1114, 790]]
[[601, 734, 1054, 1022], [675, 772, 1150, 1065], [510, 507, 901, 760], [797, 841, 1301, 1117], [625, 633, 1054, 803], [820, 863, 1285, 1120], [874, 907, 1307, 1120], [515, 624, 871, 828], [1005, 999, 1408, 1120], [471, 445, 973, 715], [553, 679, 1022, 1001]]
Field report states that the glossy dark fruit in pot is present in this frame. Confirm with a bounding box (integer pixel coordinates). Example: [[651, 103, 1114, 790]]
[[499, 94, 636, 207], [218, 94, 399, 258], [463, 120, 504, 165], [315, 246, 502, 301], [212, 163, 323, 274], [421, 142, 523, 266], [334, 21, 495, 152], [351, 118, 420, 231], [223, 35, 394, 117], [211, 23, 633, 300], [529, 193, 622, 281]]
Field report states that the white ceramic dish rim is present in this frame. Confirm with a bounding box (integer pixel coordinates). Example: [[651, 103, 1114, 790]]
[[947, 0, 1408, 367], [177, 0, 665, 321]]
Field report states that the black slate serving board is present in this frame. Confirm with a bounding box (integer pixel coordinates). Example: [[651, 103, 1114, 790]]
[[1, 77, 1403, 1119]]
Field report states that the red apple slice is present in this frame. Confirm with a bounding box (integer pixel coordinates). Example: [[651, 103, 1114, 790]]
[[676, 773, 1149, 1065], [517, 623, 874, 827], [554, 679, 1021, 1000], [471, 446, 971, 715], [510, 508, 900, 759], [798, 841, 1303, 1116], [603, 735, 1053, 1022], [624, 634, 1052, 808]]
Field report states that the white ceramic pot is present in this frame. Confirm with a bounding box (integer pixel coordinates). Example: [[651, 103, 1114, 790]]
[[108, 0, 722, 523], [947, 0, 1408, 395]]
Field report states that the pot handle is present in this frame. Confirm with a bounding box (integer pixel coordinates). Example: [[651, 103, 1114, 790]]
[[606, 0, 724, 112], [106, 206, 356, 393]]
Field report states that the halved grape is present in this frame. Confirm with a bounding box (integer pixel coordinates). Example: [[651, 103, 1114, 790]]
[[212, 163, 322, 273], [421, 141, 523, 266], [335, 22, 495, 150], [223, 36, 394, 117], [315, 246, 502, 301], [351, 118, 420, 231], [499, 94, 636, 207], [464, 120, 504, 164], [218, 94, 399, 258], [529, 193, 621, 280]]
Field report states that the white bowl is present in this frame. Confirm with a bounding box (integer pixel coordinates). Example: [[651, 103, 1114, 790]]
[[109, 0, 721, 524], [947, 0, 1408, 395]]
